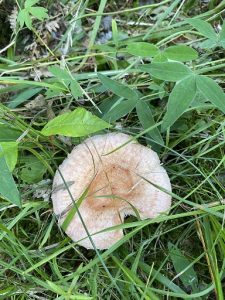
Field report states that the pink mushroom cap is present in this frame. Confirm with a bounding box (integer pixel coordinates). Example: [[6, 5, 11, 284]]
[[52, 133, 172, 249]]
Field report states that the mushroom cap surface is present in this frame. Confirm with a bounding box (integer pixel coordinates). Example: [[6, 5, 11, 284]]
[[52, 133, 171, 249]]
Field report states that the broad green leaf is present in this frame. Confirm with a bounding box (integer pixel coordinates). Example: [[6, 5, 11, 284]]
[[45, 86, 64, 99], [8, 88, 42, 108], [140, 62, 193, 82], [0, 125, 21, 142], [17, 10, 31, 29], [49, 66, 71, 82], [0, 142, 18, 171], [190, 92, 207, 108], [112, 19, 119, 47], [188, 18, 217, 40], [24, 11, 32, 29], [164, 45, 198, 62], [49, 66, 82, 99], [149, 83, 166, 99], [162, 75, 196, 131], [41, 107, 111, 137], [199, 39, 218, 49], [29, 7, 48, 21], [136, 100, 163, 145], [218, 40, 225, 48], [103, 99, 137, 122], [168, 243, 199, 292], [152, 52, 168, 63], [98, 95, 121, 115], [62, 188, 89, 231], [20, 155, 47, 184], [17, 10, 25, 28], [70, 81, 83, 99], [98, 73, 139, 101], [0, 146, 20, 207], [219, 21, 225, 42], [196, 75, 225, 114], [126, 42, 159, 58], [18, 2, 48, 29], [25, 0, 39, 8]]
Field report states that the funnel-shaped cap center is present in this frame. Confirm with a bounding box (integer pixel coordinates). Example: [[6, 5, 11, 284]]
[[87, 164, 138, 210]]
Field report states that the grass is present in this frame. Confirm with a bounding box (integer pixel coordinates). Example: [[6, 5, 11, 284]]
[[0, 0, 225, 299]]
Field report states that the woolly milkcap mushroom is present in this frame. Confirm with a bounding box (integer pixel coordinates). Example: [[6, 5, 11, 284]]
[[52, 133, 171, 249]]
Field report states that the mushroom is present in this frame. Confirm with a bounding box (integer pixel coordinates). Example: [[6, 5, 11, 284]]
[[52, 133, 171, 249]]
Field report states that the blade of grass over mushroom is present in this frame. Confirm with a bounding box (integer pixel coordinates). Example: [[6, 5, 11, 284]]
[[162, 75, 197, 131], [0, 146, 20, 207], [41, 107, 111, 137], [196, 75, 225, 114], [139, 62, 193, 82], [163, 45, 198, 62], [98, 73, 139, 101], [126, 42, 159, 57], [61, 187, 89, 231], [136, 100, 164, 145], [95, 194, 141, 220]]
